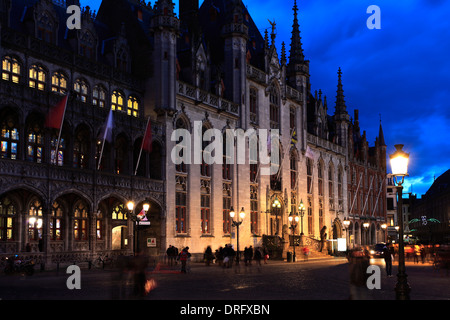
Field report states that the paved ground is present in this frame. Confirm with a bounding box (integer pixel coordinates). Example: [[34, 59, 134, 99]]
[[0, 256, 448, 302]]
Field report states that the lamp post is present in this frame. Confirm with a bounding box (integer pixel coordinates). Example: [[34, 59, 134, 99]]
[[389, 144, 411, 300], [381, 223, 387, 243], [343, 218, 351, 249], [298, 199, 305, 236], [230, 207, 245, 265], [272, 198, 281, 235], [288, 211, 300, 262], [127, 199, 150, 255]]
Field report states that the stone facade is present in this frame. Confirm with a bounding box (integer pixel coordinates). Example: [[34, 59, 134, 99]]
[[0, 0, 387, 266]]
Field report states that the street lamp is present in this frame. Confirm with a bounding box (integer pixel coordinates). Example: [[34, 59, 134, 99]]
[[230, 207, 245, 265], [298, 199, 305, 236], [272, 197, 282, 235], [389, 144, 411, 300], [363, 221, 370, 245], [343, 218, 351, 249], [288, 211, 300, 262], [127, 200, 151, 255]]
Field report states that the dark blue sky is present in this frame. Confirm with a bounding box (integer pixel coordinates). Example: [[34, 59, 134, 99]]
[[81, 0, 450, 197]]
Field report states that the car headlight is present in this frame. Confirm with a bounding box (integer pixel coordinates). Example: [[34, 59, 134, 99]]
[[370, 250, 375, 255]]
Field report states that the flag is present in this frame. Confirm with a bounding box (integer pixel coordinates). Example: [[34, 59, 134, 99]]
[[137, 209, 147, 221], [45, 94, 68, 129], [305, 145, 315, 159], [100, 108, 114, 143], [290, 128, 297, 148], [141, 117, 153, 153]]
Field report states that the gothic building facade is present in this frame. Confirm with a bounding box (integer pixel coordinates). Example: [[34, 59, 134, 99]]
[[0, 0, 386, 266]]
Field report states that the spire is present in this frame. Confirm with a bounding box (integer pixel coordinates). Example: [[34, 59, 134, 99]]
[[379, 115, 386, 146], [335, 67, 347, 114], [288, 0, 304, 64]]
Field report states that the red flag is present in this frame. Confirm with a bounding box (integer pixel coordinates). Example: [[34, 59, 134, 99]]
[[141, 117, 153, 153], [45, 94, 68, 129]]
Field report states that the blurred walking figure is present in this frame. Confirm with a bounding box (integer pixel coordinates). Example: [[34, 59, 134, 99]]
[[204, 246, 214, 266], [303, 246, 310, 261], [179, 247, 191, 273], [166, 245, 175, 266], [253, 247, 262, 272], [348, 248, 371, 300]]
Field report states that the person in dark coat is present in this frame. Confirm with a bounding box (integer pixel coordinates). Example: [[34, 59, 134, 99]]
[[383, 245, 393, 277]]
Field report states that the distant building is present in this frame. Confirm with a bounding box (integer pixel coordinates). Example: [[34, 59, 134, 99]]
[[409, 169, 450, 244]]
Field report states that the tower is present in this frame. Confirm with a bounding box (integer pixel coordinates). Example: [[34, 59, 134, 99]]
[[333, 67, 350, 148], [222, 0, 248, 114], [287, 0, 310, 95], [150, 0, 180, 114]]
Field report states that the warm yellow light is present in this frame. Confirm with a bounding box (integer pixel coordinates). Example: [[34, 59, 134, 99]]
[[143, 202, 150, 212], [239, 207, 246, 220], [390, 144, 409, 177], [298, 200, 304, 211], [127, 201, 135, 211], [229, 207, 235, 218]]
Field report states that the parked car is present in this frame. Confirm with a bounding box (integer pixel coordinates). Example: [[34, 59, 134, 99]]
[[370, 243, 386, 258]]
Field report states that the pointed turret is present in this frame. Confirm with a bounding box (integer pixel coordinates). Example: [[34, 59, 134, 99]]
[[333, 67, 350, 148], [287, 0, 309, 92], [335, 67, 347, 114]]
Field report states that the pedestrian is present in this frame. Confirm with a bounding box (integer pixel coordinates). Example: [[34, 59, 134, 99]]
[[348, 248, 371, 300], [319, 226, 327, 252], [263, 246, 269, 264], [215, 247, 224, 267], [204, 246, 214, 266], [166, 245, 174, 266], [179, 247, 191, 273], [302, 246, 310, 261], [383, 246, 393, 277], [253, 247, 262, 272]]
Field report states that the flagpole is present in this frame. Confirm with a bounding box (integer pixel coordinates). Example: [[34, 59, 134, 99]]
[[55, 93, 69, 163], [97, 107, 112, 171], [134, 117, 151, 176]]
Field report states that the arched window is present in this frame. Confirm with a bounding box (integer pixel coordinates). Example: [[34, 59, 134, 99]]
[[29, 65, 46, 91], [318, 161, 324, 196], [112, 203, 127, 220], [200, 126, 211, 177], [127, 96, 139, 117], [36, 11, 55, 43], [111, 90, 124, 112], [0, 197, 16, 241], [1, 112, 19, 160], [116, 47, 128, 72], [93, 85, 106, 108], [50, 201, 63, 241], [175, 118, 188, 234], [51, 72, 68, 94], [290, 151, 297, 190], [115, 134, 129, 174], [328, 164, 335, 211], [73, 125, 90, 169], [50, 131, 66, 166], [269, 86, 280, 129], [28, 199, 43, 242], [306, 157, 313, 194], [79, 30, 95, 60], [74, 79, 89, 102], [249, 87, 258, 124], [2, 56, 21, 83], [74, 201, 88, 241], [26, 117, 44, 163]]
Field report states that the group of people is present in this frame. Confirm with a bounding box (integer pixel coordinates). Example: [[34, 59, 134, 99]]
[[210, 245, 270, 268], [166, 245, 192, 273]]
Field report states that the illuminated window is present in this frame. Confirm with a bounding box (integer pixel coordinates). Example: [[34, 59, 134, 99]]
[[93, 85, 106, 108], [27, 120, 44, 163], [1, 115, 19, 160], [0, 197, 16, 241], [29, 65, 46, 90], [51, 72, 68, 94], [50, 134, 65, 166], [96, 211, 103, 239], [28, 199, 43, 241], [111, 90, 124, 112], [50, 201, 63, 241], [2, 56, 21, 83], [74, 79, 89, 102], [74, 201, 88, 241], [112, 203, 127, 220], [127, 96, 139, 117]]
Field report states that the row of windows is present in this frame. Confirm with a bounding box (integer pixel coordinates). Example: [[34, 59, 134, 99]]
[[0, 198, 140, 242], [2, 56, 140, 117]]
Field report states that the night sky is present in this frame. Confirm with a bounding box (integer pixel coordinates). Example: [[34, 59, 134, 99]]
[[81, 0, 450, 198]]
